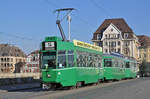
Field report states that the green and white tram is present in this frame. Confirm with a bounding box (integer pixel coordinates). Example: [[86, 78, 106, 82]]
[[40, 36, 138, 89], [40, 36, 103, 89]]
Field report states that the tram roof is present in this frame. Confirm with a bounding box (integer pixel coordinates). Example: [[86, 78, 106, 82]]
[[103, 53, 137, 62], [103, 53, 124, 58]]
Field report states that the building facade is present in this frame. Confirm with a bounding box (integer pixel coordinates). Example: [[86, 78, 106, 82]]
[[21, 50, 40, 73], [92, 18, 139, 60], [137, 35, 150, 63], [0, 44, 26, 73]]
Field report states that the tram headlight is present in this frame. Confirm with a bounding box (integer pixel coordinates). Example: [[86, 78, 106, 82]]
[[47, 74, 51, 78], [58, 72, 61, 75]]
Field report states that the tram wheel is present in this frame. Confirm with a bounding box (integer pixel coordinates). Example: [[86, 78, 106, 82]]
[[95, 81, 99, 85], [69, 86, 76, 90]]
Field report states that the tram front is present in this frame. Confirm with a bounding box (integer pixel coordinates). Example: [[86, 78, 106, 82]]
[[40, 37, 61, 89]]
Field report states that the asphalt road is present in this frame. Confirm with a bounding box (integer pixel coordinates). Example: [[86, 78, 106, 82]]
[[0, 78, 150, 99]]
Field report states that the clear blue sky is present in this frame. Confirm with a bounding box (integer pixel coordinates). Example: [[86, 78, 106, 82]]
[[0, 0, 150, 54]]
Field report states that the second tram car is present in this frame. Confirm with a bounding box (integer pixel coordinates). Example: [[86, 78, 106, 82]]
[[103, 53, 137, 80]]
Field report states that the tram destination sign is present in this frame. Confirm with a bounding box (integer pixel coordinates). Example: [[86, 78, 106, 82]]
[[73, 40, 102, 52], [44, 42, 56, 50]]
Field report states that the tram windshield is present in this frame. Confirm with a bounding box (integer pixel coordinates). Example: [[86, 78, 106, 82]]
[[42, 52, 56, 69], [104, 59, 112, 67]]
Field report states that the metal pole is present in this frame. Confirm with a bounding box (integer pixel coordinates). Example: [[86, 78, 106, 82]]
[[54, 8, 75, 41], [67, 15, 71, 41]]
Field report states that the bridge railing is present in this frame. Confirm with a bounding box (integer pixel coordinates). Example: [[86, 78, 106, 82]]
[[0, 73, 41, 79]]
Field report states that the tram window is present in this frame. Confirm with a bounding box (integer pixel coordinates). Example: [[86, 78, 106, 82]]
[[117, 60, 124, 68], [129, 62, 132, 70], [125, 62, 130, 68], [95, 55, 102, 68], [97, 59, 102, 68], [68, 50, 74, 67], [117, 60, 119, 67], [89, 55, 94, 67], [104, 59, 112, 67], [77, 51, 86, 67], [98, 57, 102, 68], [58, 51, 66, 68], [76, 51, 102, 68], [42, 52, 56, 69], [84, 56, 89, 67], [89, 54, 96, 67], [134, 63, 136, 68], [114, 59, 118, 67], [98, 63, 101, 68], [95, 57, 99, 67], [48, 59, 56, 68], [130, 62, 135, 70], [121, 61, 124, 68], [77, 52, 81, 67], [134, 63, 137, 71]]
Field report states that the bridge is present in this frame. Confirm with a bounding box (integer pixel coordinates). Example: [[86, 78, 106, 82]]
[[0, 73, 41, 79]]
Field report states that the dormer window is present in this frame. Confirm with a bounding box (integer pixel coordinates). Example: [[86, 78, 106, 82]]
[[117, 34, 120, 38], [105, 41, 108, 46], [118, 41, 120, 46], [105, 34, 107, 38], [97, 34, 101, 40], [109, 34, 110, 38], [124, 33, 128, 39]]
